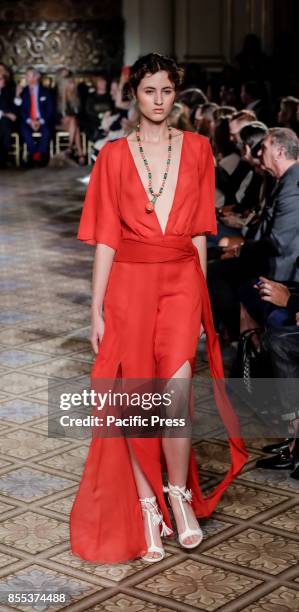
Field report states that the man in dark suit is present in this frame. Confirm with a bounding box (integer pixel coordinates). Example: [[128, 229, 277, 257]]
[[0, 73, 17, 167], [208, 127, 299, 339], [248, 127, 299, 282], [18, 67, 54, 167]]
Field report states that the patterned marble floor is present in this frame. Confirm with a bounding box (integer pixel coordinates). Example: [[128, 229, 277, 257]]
[[0, 166, 298, 612]]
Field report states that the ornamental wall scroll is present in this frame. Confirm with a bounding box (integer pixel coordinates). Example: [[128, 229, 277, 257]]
[[0, 19, 124, 75]]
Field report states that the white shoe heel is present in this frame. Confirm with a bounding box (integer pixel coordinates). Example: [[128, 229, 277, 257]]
[[139, 496, 172, 563], [164, 483, 203, 549]]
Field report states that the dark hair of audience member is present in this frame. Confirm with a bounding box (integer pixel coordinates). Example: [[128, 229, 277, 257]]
[[176, 87, 207, 110], [268, 127, 299, 160], [239, 121, 268, 156]]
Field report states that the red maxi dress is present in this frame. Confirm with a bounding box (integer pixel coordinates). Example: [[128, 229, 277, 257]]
[[70, 131, 248, 563]]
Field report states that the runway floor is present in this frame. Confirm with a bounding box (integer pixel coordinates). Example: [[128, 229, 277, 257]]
[[0, 166, 298, 611]]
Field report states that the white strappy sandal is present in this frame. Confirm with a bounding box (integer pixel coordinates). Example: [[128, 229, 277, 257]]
[[139, 495, 172, 563], [164, 483, 203, 549]]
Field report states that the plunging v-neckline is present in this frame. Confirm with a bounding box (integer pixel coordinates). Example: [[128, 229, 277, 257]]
[[125, 131, 185, 237]]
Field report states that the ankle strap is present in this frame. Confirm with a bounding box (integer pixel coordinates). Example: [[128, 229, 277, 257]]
[[164, 483, 193, 503], [139, 495, 157, 506], [139, 495, 173, 536]]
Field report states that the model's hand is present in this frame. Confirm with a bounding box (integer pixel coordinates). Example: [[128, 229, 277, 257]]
[[90, 309, 105, 354], [254, 277, 291, 306], [199, 323, 204, 337]]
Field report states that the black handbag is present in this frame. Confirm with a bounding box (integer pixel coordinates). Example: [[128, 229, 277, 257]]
[[231, 328, 272, 392]]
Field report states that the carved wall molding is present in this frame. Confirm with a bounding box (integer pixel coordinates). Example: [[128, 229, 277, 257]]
[[0, 0, 120, 21], [0, 19, 124, 75]]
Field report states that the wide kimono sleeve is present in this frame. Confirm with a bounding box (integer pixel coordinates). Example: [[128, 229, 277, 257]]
[[191, 136, 218, 237], [77, 142, 121, 250]]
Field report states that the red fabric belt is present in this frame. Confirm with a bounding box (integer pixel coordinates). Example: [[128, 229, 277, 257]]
[[114, 237, 199, 264]]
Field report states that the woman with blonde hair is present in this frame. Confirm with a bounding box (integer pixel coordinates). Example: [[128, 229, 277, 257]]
[[56, 74, 85, 164]]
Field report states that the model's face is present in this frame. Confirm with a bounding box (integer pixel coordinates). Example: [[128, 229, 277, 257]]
[[135, 71, 176, 123]]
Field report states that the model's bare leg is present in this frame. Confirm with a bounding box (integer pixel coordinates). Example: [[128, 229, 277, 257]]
[[128, 443, 163, 560], [162, 360, 201, 546]]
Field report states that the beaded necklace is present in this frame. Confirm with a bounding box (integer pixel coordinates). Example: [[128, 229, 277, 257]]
[[135, 123, 172, 213]]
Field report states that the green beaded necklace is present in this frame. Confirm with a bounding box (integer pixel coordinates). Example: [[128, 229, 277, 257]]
[[135, 123, 172, 213]]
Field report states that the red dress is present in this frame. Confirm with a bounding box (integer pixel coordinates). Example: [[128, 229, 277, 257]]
[[70, 131, 248, 563]]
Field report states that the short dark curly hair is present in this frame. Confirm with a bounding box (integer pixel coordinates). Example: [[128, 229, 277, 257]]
[[125, 53, 185, 98]]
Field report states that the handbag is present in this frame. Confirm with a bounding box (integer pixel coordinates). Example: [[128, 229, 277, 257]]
[[231, 328, 272, 392], [230, 328, 276, 426]]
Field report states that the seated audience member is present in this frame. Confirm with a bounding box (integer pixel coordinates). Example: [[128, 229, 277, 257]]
[[192, 102, 218, 139], [176, 88, 207, 118], [53, 66, 70, 98], [240, 80, 274, 126], [0, 72, 17, 167], [208, 128, 299, 341], [278, 96, 299, 136], [212, 121, 268, 246], [87, 72, 131, 164], [214, 110, 257, 218], [213, 116, 235, 162], [56, 75, 85, 165], [218, 122, 268, 234], [17, 67, 55, 167], [94, 71, 131, 145], [253, 278, 299, 477], [83, 73, 113, 141]]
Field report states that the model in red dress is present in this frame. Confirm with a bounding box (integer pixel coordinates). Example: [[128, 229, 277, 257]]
[[70, 54, 248, 564]]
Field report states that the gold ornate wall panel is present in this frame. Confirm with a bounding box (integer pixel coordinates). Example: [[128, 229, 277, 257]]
[[0, 0, 120, 21], [0, 0, 123, 74]]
